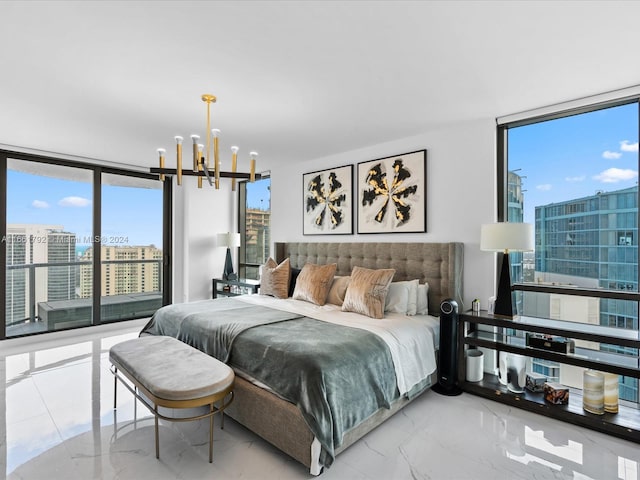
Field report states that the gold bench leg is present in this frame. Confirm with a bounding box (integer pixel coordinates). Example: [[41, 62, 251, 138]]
[[155, 405, 160, 459], [113, 367, 117, 408], [209, 403, 214, 463]]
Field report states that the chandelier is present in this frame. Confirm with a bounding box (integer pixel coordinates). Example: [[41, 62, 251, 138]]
[[151, 94, 260, 190]]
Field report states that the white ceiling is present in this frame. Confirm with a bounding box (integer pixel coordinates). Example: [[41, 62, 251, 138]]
[[2, 1, 640, 173]]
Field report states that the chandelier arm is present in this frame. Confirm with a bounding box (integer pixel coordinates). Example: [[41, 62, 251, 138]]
[[150, 168, 261, 181]]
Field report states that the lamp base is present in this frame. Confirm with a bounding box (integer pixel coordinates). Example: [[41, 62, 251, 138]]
[[494, 252, 516, 318], [222, 247, 235, 281]]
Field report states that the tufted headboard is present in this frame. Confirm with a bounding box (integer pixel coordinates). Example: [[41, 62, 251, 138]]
[[274, 242, 464, 315]]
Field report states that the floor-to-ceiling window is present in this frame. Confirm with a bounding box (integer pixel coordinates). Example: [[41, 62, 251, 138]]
[[238, 176, 271, 280], [1, 150, 170, 339], [5, 159, 93, 336], [498, 99, 640, 405], [99, 173, 164, 324]]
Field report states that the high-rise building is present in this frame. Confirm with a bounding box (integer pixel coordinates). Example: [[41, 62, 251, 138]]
[[79, 245, 163, 297], [532, 185, 638, 401], [245, 208, 271, 265], [5, 224, 77, 325]]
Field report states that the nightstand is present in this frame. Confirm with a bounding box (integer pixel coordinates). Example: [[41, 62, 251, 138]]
[[212, 278, 260, 299]]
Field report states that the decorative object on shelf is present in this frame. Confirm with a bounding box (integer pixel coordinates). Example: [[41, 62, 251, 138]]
[[217, 232, 241, 280], [487, 296, 496, 314], [525, 372, 546, 392], [303, 165, 353, 235], [506, 353, 527, 393], [152, 94, 260, 189], [526, 333, 575, 354], [480, 222, 534, 318], [465, 349, 484, 382], [603, 372, 619, 414], [544, 382, 569, 405], [583, 370, 605, 415], [357, 150, 427, 234], [498, 351, 508, 385], [471, 298, 480, 313]]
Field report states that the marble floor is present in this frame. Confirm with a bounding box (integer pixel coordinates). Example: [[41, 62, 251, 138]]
[[1, 320, 639, 480]]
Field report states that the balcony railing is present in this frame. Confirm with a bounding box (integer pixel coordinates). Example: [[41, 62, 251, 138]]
[[6, 259, 163, 332]]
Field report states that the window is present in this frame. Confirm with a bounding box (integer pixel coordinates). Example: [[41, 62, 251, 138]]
[[1, 150, 170, 339], [238, 176, 271, 280], [499, 100, 639, 404]]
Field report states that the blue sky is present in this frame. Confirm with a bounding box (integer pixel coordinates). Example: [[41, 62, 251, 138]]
[[7, 170, 270, 248], [509, 102, 639, 223], [7, 171, 163, 247]]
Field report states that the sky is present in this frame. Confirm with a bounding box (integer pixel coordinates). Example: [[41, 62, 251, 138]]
[[509, 102, 639, 223], [6, 170, 163, 247], [6, 169, 270, 249]]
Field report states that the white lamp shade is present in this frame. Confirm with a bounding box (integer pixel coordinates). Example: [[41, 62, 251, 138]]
[[217, 232, 241, 248], [480, 223, 534, 252]]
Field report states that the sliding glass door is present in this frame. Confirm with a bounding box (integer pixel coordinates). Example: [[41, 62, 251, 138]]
[[100, 173, 163, 323], [1, 151, 170, 339], [5, 159, 93, 337]]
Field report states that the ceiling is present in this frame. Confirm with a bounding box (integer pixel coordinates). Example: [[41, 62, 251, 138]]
[[2, 1, 640, 173]]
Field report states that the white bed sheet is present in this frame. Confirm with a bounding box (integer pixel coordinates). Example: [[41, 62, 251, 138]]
[[236, 295, 438, 396]]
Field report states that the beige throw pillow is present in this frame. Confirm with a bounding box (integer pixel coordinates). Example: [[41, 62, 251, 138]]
[[292, 263, 337, 305], [342, 266, 395, 319], [260, 257, 291, 299], [326, 275, 351, 306]]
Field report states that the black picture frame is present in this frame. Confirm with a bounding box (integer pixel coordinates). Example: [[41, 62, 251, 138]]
[[357, 149, 427, 234], [303, 164, 353, 235]]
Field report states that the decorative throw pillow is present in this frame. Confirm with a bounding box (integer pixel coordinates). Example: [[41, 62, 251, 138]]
[[385, 279, 419, 315], [326, 275, 351, 306], [416, 283, 430, 315], [260, 257, 291, 299], [342, 266, 395, 319], [292, 263, 337, 305]]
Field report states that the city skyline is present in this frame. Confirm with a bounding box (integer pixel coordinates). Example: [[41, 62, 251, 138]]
[[509, 102, 639, 225], [7, 168, 270, 248]]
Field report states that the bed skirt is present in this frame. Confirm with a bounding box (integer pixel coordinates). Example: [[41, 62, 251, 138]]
[[225, 370, 437, 475]]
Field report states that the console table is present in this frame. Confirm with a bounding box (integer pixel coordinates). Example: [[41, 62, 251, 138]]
[[459, 310, 640, 443], [212, 277, 260, 299]]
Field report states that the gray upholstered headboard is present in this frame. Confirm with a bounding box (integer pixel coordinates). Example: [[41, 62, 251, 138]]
[[275, 242, 464, 315]]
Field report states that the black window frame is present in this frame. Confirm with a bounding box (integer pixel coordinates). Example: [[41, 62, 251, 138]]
[[0, 148, 172, 340]]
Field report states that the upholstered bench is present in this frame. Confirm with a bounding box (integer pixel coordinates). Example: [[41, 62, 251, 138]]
[[109, 335, 234, 463]]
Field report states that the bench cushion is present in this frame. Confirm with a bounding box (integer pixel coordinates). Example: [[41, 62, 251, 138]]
[[110, 336, 234, 402]]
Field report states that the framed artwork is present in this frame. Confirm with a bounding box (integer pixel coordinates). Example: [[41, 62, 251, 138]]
[[357, 149, 427, 234], [303, 164, 353, 235]]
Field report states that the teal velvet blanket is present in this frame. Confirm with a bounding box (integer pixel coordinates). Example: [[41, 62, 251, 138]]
[[140, 297, 399, 468]]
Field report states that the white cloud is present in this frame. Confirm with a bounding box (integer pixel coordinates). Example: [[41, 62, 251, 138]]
[[58, 196, 91, 207], [565, 175, 586, 182], [602, 150, 622, 160], [32, 200, 49, 208], [536, 184, 552, 191], [593, 168, 638, 183], [620, 140, 639, 152]]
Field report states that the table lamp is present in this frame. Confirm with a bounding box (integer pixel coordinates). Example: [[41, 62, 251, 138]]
[[217, 232, 241, 280], [480, 222, 534, 317]]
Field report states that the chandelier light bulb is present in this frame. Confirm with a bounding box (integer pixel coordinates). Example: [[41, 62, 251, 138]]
[[174, 136, 183, 144], [211, 129, 221, 138], [231, 146, 239, 154], [190, 134, 200, 143], [157, 148, 166, 156]]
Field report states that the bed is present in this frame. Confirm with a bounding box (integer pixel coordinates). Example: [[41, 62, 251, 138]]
[[141, 241, 463, 474]]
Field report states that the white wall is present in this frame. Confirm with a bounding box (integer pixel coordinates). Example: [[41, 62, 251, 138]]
[[173, 176, 237, 302], [269, 117, 499, 309], [174, 116, 503, 307]]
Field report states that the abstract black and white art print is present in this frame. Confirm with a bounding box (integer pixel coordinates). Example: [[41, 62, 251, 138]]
[[303, 164, 353, 235], [357, 150, 426, 234]]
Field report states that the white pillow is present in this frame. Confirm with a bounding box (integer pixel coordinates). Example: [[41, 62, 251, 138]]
[[385, 279, 419, 315], [406, 279, 419, 315], [416, 283, 429, 315]]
